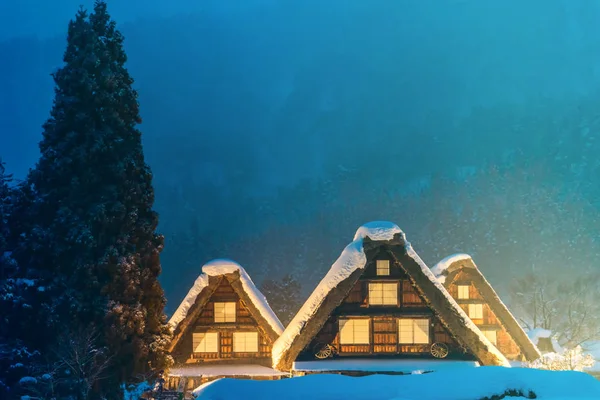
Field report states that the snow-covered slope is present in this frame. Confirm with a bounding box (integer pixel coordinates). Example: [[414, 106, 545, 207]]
[[169, 259, 284, 335], [192, 367, 600, 400]]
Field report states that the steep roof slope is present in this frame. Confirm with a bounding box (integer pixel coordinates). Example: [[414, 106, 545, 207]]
[[168, 259, 284, 352], [272, 221, 510, 371], [432, 254, 541, 361]]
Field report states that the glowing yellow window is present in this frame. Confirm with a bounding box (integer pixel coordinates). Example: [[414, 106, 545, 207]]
[[339, 318, 370, 344], [368, 282, 398, 305], [214, 302, 236, 323], [398, 318, 430, 344], [457, 285, 470, 299], [192, 332, 219, 353], [376, 260, 390, 276]]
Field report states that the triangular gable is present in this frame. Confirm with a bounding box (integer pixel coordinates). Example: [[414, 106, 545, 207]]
[[272, 222, 510, 371], [168, 259, 284, 353], [432, 254, 541, 361]]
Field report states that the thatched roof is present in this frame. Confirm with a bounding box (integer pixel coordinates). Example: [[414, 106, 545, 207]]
[[168, 259, 284, 353], [433, 254, 541, 362], [272, 221, 510, 371]]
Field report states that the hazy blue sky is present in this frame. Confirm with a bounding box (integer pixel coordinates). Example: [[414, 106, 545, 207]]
[[0, 0, 277, 39]]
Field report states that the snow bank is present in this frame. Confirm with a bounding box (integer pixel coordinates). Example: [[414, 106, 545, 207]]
[[168, 259, 284, 335], [430, 253, 472, 284], [271, 221, 402, 369], [168, 364, 288, 378], [293, 359, 478, 373], [192, 367, 600, 400], [405, 243, 510, 366]]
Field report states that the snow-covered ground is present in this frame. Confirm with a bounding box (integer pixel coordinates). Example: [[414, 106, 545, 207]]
[[192, 367, 600, 400], [293, 359, 478, 373]]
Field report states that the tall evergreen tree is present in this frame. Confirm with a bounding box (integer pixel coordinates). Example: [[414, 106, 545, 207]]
[[13, 2, 171, 396]]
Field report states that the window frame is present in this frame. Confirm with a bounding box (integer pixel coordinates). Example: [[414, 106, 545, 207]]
[[339, 318, 371, 345], [398, 318, 431, 344], [376, 260, 390, 276], [457, 285, 470, 300], [192, 332, 219, 353], [468, 303, 484, 320], [368, 282, 398, 306], [214, 301, 237, 323], [482, 329, 497, 345], [232, 331, 259, 353]]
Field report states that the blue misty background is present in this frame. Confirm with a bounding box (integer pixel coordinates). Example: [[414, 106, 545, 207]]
[[1, 0, 599, 313]]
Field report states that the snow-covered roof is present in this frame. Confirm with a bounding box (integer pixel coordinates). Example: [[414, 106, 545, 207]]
[[272, 221, 402, 369], [432, 254, 541, 362], [403, 244, 509, 366], [430, 253, 472, 284], [169, 259, 284, 336], [168, 364, 288, 378], [272, 221, 509, 370]]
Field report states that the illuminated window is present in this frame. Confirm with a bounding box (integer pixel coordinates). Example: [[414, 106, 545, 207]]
[[457, 285, 470, 299], [192, 332, 219, 353], [468, 304, 483, 319], [233, 332, 258, 352], [376, 260, 390, 276], [339, 318, 370, 344], [398, 318, 430, 344], [482, 330, 497, 345], [369, 282, 398, 305], [214, 302, 236, 323]]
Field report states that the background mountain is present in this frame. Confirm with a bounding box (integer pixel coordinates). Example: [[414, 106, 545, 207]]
[[1, 0, 600, 313]]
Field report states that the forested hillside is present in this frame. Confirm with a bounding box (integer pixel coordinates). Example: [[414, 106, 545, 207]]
[[2, 1, 600, 313]]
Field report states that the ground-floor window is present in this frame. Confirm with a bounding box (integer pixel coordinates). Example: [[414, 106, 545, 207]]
[[192, 332, 219, 353], [398, 318, 430, 344], [233, 331, 259, 352], [339, 318, 370, 344], [482, 329, 497, 345]]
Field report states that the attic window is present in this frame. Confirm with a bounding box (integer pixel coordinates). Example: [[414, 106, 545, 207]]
[[368, 282, 398, 306], [376, 260, 390, 276], [214, 302, 236, 323], [398, 318, 430, 344], [457, 285, 470, 299], [233, 332, 259, 352], [192, 332, 219, 353], [482, 330, 497, 345], [339, 318, 370, 344], [468, 304, 483, 320]]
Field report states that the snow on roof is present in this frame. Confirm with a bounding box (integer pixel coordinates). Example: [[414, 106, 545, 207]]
[[168, 259, 284, 336], [293, 359, 479, 373], [168, 364, 288, 378], [404, 244, 510, 366], [271, 221, 403, 369], [430, 253, 473, 284], [527, 328, 553, 342], [191, 366, 600, 400]]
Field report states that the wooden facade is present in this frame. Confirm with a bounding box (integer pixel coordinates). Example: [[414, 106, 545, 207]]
[[296, 249, 475, 363], [171, 278, 274, 365], [437, 255, 541, 362], [167, 264, 285, 397], [445, 270, 521, 360]]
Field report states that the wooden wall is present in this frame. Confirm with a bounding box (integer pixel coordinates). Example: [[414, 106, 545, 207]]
[[171, 278, 273, 365], [297, 252, 471, 361], [447, 270, 522, 360]]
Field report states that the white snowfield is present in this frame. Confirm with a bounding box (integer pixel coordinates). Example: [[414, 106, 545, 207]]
[[192, 367, 600, 400], [168, 259, 284, 335], [168, 364, 287, 378], [293, 359, 478, 373], [272, 221, 509, 369]]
